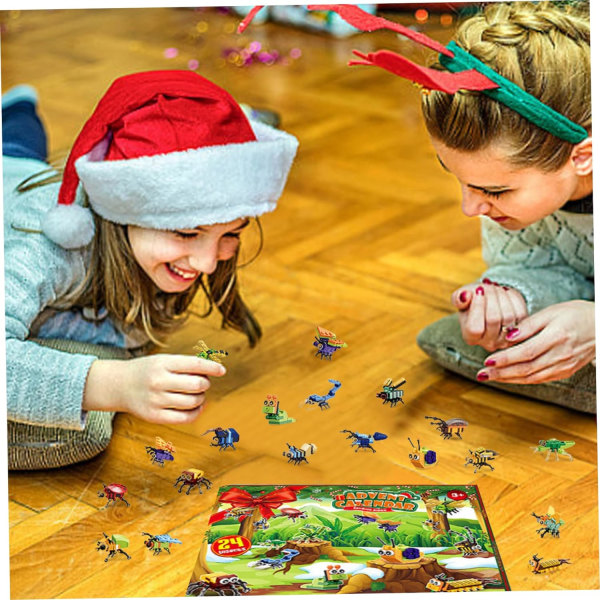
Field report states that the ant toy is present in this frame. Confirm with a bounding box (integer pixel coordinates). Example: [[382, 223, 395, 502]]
[[202, 427, 239, 450], [341, 430, 388, 452], [305, 379, 342, 410]]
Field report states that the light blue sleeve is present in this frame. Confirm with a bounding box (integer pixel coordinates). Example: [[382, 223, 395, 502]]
[[480, 214, 594, 314]]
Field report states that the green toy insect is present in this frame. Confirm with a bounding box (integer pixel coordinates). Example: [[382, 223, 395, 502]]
[[531, 439, 575, 461]]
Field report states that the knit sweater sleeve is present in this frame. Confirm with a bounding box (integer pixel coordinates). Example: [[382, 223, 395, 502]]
[[480, 213, 594, 315], [4, 160, 97, 431]]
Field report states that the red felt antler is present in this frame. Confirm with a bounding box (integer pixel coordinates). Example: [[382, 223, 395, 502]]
[[350, 50, 499, 94]]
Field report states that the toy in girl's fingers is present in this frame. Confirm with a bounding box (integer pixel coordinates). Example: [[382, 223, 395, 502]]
[[313, 326, 347, 360], [96, 532, 131, 562], [97, 483, 130, 508], [305, 379, 341, 410], [142, 532, 182, 555], [194, 340, 228, 365], [203, 427, 239, 450], [377, 378, 406, 407]]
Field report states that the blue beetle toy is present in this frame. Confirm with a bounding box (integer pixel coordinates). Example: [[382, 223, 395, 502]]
[[202, 427, 240, 450], [341, 430, 387, 453]]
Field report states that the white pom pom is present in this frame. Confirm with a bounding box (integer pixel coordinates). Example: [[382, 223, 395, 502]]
[[42, 204, 95, 249]]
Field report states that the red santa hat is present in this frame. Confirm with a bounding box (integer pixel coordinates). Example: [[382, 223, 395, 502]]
[[43, 70, 298, 249]]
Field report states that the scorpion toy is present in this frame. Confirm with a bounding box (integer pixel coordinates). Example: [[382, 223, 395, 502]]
[[142, 532, 182, 555], [283, 442, 317, 465], [376, 378, 406, 407], [202, 427, 240, 450], [186, 573, 250, 596], [341, 430, 388, 452], [96, 532, 131, 562], [465, 448, 498, 473], [531, 439, 575, 461], [531, 507, 564, 538], [425, 416, 468, 440], [248, 549, 300, 569], [305, 379, 342, 410], [313, 326, 347, 360]]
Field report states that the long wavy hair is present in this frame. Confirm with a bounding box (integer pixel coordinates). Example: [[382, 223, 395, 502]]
[[421, 1, 590, 171], [17, 170, 263, 347]]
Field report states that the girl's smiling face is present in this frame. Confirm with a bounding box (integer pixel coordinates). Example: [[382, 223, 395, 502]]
[[430, 137, 593, 230], [128, 218, 249, 293]]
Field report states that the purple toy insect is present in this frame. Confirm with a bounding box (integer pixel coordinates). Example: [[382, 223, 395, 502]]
[[313, 326, 347, 360], [145, 437, 175, 466], [97, 483, 130, 508]]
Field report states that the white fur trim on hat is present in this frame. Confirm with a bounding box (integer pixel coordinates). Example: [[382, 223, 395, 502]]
[[42, 203, 95, 249], [74, 121, 298, 229]]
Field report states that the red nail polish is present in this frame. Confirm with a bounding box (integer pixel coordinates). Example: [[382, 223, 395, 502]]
[[484, 358, 496, 367], [477, 372, 489, 382], [502, 286, 510, 291], [459, 291, 468, 303], [476, 286, 484, 296], [506, 327, 520, 340], [482, 278, 491, 284], [492, 281, 500, 286]]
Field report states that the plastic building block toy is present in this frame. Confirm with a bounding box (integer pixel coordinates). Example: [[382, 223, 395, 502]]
[[305, 379, 342, 410], [529, 554, 570, 574], [248, 549, 300, 569], [532, 507, 564, 538], [376, 378, 406, 407], [408, 438, 437, 468], [186, 573, 250, 596], [142, 532, 182, 555], [202, 427, 239, 450], [145, 436, 175, 466], [194, 340, 228, 364], [96, 532, 131, 562], [313, 326, 347, 360], [425, 416, 469, 439], [97, 483, 130, 508], [283, 442, 317, 465], [465, 448, 498, 473], [531, 439, 575, 461], [341, 430, 388, 452], [449, 527, 483, 557], [277, 507, 308, 522], [174, 469, 212, 494], [263, 394, 295, 424], [426, 574, 484, 592], [301, 565, 348, 590]]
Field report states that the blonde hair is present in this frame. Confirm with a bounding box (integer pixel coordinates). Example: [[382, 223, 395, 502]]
[[421, 1, 590, 171], [18, 173, 262, 348]]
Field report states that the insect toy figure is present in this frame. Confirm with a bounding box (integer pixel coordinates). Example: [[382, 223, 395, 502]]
[[194, 340, 228, 364], [203, 427, 240, 450], [449, 527, 483, 557], [425, 416, 469, 440], [408, 438, 437, 469], [186, 573, 250, 596], [432, 499, 461, 516], [253, 517, 269, 530], [142, 532, 182, 555], [531, 507, 564, 539], [301, 565, 348, 590], [529, 554, 570, 574], [263, 394, 295, 425], [313, 325, 347, 360], [376, 538, 423, 564], [248, 549, 300, 569], [293, 524, 331, 543], [426, 574, 484, 593], [283, 442, 317, 465], [354, 512, 401, 532], [376, 378, 406, 407], [465, 448, 498, 473], [96, 532, 131, 562], [305, 379, 342, 410], [277, 507, 308, 522], [341, 430, 388, 452], [174, 469, 212, 494], [145, 436, 175, 466], [531, 439, 575, 461], [97, 483, 130, 508]]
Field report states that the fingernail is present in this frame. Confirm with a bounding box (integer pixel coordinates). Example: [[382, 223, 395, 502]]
[[502, 286, 510, 290], [459, 291, 468, 303], [477, 371, 489, 382], [484, 358, 496, 367], [492, 281, 500, 286], [506, 327, 520, 340], [482, 278, 491, 284], [220, 366, 227, 375], [475, 286, 484, 296]]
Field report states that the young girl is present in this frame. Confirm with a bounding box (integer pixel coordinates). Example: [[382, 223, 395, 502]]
[[3, 70, 298, 469], [240, 2, 594, 412]]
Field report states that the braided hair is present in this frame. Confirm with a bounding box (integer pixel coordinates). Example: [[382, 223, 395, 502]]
[[422, 1, 590, 171]]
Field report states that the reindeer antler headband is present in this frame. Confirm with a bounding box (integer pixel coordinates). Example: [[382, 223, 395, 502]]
[[239, 4, 588, 144]]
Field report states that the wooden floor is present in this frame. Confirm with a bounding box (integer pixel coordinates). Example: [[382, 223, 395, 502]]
[[2, 6, 598, 598]]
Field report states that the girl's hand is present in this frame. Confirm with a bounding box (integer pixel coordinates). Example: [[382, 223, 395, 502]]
[[84, 354, 226, 425], [476, 301, 595, 384], [452, 281, 528, 351]]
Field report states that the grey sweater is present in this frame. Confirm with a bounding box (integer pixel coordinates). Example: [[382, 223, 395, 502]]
[[3, 156, 147, 431]]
